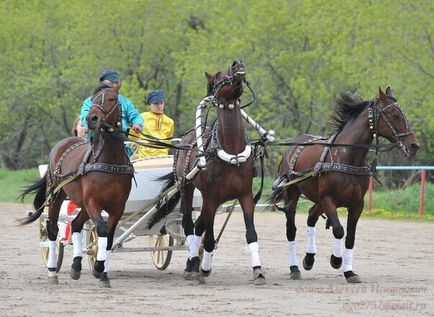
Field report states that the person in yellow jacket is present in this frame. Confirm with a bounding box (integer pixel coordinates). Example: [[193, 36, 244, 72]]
[[130, 90, 174, 157]]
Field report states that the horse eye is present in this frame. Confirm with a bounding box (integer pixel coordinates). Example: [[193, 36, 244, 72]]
[[108, 98, 115, 102], [393, 113, 400, 119]]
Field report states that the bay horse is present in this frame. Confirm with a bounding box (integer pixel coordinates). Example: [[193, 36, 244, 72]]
[[20, 84, 133, 287], [151, 60, 266, 285], [271, 87, 419, 283]]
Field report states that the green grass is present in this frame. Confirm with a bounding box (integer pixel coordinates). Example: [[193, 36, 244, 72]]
[[0, 168, 40, 203], [363, 183, 434, 221]]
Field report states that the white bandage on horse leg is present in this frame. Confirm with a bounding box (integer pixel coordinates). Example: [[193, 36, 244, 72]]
[[97, 237, 108, 261], [72, 232, 84, 258], [342, 248, 354, 272], [248, 242, 261, 267], [333, 238, 343, 258], [288, 241, 298, 267], [201, 250, 213, 271], [186, 235, 201, 259], [47, 240, 57, 269], [306, 226, 317, 254], [104, 251, 111, 273]]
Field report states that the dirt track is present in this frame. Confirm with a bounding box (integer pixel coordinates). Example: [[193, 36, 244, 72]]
[[0, 203, 433, 316]]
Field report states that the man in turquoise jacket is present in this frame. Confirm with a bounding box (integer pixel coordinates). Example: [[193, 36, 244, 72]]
[[80, 70, 143, 134]]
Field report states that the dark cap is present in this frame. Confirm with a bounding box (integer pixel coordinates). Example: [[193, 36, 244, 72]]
[[146, 90, 166, 104], [99, 70, 121, 82]]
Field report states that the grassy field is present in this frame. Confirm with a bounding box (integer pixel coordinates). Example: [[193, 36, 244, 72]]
[[1, 168, 433, 221], [0, 168, 40, 203]]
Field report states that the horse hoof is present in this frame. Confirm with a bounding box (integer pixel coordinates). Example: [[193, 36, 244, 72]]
[[48, 275, 59, 284], [99, 280, 111, 288], [330, 255, 342, 269], [253, 268, 266, 285], [183, 272, 193, 280], [92, 269, 102, 279], [344, 271, 362, 283], [201, 268, 212, 277], [184, 257, 200, 280], [289, 266, 301, 280], [303, 253, 315, 271], [69, 267, 81, 280]]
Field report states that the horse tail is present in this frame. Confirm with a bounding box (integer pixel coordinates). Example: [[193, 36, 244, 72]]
[[147, 172, 181, 229], [268, 184, 283, 205], [18, 175, 47, 225]]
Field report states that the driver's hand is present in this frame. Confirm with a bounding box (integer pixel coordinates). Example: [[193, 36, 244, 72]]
[[131, 124, 142, 133]]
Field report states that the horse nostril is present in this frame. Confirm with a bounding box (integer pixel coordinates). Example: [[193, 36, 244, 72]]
[[411, 143, 420, 151]]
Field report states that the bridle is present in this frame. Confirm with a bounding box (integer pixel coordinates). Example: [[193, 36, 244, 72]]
[[90, 88, 121, 132], [368, 98, 414, 152]]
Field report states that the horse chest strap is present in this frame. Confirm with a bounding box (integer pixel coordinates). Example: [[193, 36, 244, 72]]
[[83, 163, 135, 175], [318, 162, 371, 176]]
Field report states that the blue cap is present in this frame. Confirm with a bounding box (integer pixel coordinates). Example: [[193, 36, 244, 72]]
[[146, 90, 165, 104], [99, 70, 121, 82]]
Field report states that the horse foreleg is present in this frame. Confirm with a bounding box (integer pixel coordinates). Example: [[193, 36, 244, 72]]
[[303, 204, 321, 271], [46, 191, 66, 284], [239, 194, 265, 285], [322, 200, 345, 271], [69, 208, 89, 280], [197, 199, 220, 278], [343, 202, 364, 283]]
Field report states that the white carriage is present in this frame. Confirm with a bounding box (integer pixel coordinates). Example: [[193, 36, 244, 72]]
[[37, 155, 202, 272]]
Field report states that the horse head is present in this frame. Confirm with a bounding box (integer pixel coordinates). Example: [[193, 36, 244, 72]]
[[87, 84, 121, 133], [205, 59, 246, 105], [374, 87, 419, 156]]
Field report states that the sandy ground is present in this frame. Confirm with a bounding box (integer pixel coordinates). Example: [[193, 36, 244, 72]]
[[0, 203, 433, 317]]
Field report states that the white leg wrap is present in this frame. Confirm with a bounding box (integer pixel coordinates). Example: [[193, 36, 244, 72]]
[[248, 242, 261, 267], [201, 250, 213, 271], [342, 248, 354, 272], [47, 240, 57, 269], [97, 237, 108, 261], [288, 241, 298, 267], [104, 251, 111, 273], [186, 235, 201, 259], [306, 226, 317, 254], [332, 238, 343, 258], [72, 232, 84, 258]]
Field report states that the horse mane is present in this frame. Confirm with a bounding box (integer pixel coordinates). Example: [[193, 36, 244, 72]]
[[330, 92, 370, 132], [93, 83, 113, 95]]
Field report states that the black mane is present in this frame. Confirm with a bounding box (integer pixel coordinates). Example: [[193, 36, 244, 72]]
[[330, 93, 371, 132], [93, 83, 113, 95]]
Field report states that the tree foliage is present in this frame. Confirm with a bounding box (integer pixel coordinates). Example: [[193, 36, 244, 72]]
[[0, 0, 432, 170]]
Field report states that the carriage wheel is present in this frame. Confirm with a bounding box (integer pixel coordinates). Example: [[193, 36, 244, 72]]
[[149, 234, 173, 270], [86, 225, 98, 270], [39, 218, 64, 272]]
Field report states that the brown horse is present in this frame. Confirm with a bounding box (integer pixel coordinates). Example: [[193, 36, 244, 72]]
[[151, 60, 265, 284], [20, 84, 133, 287], [271, 87, 419, 283]]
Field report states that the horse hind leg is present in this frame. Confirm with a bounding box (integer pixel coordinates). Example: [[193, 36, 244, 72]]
[[69, 208, 89, 280], [46, 191, 66, 284], [303, 204, 321, 271], [282, 190, 301, 280], [182, 186, 201, 280]]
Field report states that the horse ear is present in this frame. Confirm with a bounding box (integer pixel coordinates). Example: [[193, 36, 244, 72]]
[[205, 72, 213, 83], [385, 86, 393, 96], [378, 87, 386, 102]]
